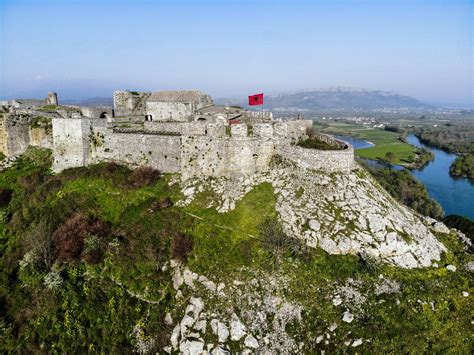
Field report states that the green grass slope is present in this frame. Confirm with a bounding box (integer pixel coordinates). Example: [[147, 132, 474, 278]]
[[0, 148, 472, 352]]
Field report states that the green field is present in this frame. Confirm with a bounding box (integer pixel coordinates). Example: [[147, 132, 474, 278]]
[[314, 122, 418, 165]]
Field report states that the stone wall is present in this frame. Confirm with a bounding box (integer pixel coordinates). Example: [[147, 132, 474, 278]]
[[244, 111, 273, 120], [278, 144, 355, 173], [1, 114, 31, 156], [51, 118, 353, 178], [145, 101, 193, 122], [0, 115, 8, 155], [181, 136, 275, 180], [113, 91, 150, 117], [81, 106, 114, 120], [90, 127, 182, 173], [30, 127, 53, 149], [52, 118, 92, 172]]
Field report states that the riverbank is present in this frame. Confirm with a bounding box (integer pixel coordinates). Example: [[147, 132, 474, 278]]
[[449, 153, 474, 181], [314, 122, 433, 169]]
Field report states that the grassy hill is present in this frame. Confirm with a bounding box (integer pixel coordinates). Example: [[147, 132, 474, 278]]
[[0, 148, 472, 352]]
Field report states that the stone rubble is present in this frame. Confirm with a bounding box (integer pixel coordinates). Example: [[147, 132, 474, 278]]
[[166, 262, 303, 353]]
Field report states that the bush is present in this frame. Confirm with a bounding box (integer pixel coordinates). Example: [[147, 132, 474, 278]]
[[0, 188, 13, 207], [443, 214, 474, 252], [52, 213, 110, 263], [128, 166, 161, 188], [170, 232, 193, 262], [259, 217, 308, 262], [20, 171, 47, 194], [296, 128, 343, 150], [147, 197, 173, 213]]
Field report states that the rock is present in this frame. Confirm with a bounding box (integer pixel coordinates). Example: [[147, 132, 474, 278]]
[[183, 186, 195, 197], [180, 315, 194, 335], [332, 295, 342, 306], [211, 319, 229, 343], [210, 345, 230, 354], [170, 324, 180, 349], [164, 313, 173, 325], [316, 335, 324, 344], [190, 297, 204, 318], [328, 323, 338, 332], [199, 275, 217, 292], [352, 338, 363, 347], [308, 219, 321, 231], [446, 264, 457, 272], [194, 319, 207, 332], [244, 334, 259, 349], [179, 340, 204, 354], [465, 261, 474, 272], [375, 278, 401, 295], [230, 314, 246, 341], [342, 311, 354, 323], [462, 291, 469, 297], [432, 222, 450, 234], [183, 268, 198, 288], [172, 270, 183, 290]]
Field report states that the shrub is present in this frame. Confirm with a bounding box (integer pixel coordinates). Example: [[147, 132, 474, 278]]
[[147, 197, 173, 213], [128, 166, 161, 188], [170, 232, 193, 262], [20, 171, 47, 194], [296, 128, 343, 150], [259, 217, 308, 262], [52, 213, 110, 263], [358, 251, 379, 274], [0, 188, 13, 207]]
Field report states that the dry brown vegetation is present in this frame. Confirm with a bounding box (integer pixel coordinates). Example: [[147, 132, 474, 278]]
[[52, 213, 111, 263], [171, 232, 193, 261]]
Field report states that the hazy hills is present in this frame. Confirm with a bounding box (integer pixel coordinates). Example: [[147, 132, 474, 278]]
[[216, 87, 436, 112], [60, 87, 438, 112]]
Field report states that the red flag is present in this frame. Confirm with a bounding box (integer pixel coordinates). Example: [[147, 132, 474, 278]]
[[248, 93, 264, 106]]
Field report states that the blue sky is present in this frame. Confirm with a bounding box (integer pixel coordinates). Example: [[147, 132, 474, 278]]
[[0, 0, 472, 107]]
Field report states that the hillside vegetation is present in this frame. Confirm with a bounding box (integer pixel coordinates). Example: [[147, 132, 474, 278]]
[[450, 153, 474, 180], [415, 124, 474, 155], [314, 122, 431, 168], [0, 148, 472, 352]]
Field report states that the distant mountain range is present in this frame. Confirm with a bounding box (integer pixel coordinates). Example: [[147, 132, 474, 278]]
[[60, 87, 441, 112], [216, 87, 437, 112]]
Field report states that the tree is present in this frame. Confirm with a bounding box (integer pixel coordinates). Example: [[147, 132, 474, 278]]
[[384, 152, 396, 164]]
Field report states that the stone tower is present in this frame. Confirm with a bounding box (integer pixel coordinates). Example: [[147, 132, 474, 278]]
[[47, 92, 58, 106]]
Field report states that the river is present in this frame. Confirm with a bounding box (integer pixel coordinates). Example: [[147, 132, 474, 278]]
[[406, 134, 474, 219], [335, 134, 474, 219]]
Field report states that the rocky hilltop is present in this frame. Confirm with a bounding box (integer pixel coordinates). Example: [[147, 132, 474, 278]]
[[0, 147, 472, 353]]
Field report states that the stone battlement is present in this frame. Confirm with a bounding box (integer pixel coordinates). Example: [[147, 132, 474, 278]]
[[0, 89, 355, 179], [51, 117, 354, 180]]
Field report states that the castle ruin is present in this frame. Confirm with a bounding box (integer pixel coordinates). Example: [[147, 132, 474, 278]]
[[0, 90, 354, 179]]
